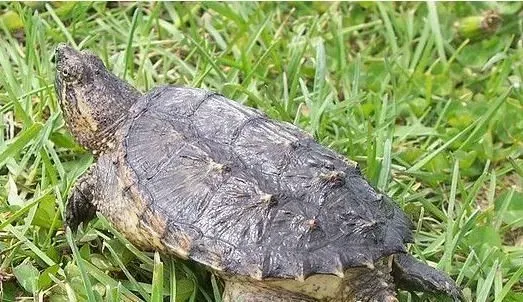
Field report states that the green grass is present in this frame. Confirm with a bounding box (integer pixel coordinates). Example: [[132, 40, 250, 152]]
[[0, 2, 522, 301]]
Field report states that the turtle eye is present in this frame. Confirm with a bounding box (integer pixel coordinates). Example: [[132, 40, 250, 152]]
[[61, 65, 81, 82], [61, 68, 74, 82]]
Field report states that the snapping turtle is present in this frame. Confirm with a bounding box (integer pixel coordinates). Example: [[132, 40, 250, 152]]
[[55, 44, 462, 302]]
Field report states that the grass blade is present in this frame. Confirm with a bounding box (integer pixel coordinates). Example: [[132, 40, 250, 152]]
[[66, 227, 97, 302], [439, 160, 459, 271], [458, 89, 510, 150], [151, 252, 164, 302], [476, 259, 499, 302], [0, 123, 42, 168], [494, 265, 523, 302], [377, 3, 398, 53], [427, 1, 447, 63], [82, 261, 142, 301], [211, 274, 222, 302], [104, 242, 151, 301], [123, 7, 140, 80], [407, 121, 476, 173], [169, 259, 177, 302], [377, 136, 392, 191]]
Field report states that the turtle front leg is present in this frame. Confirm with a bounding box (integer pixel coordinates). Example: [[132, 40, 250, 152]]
[[66, 166, 98, 230]]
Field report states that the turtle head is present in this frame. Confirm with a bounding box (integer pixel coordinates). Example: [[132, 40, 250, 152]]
[[55, 44, 142, 153]]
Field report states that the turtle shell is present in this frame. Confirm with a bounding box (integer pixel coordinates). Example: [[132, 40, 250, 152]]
[[121, 86, 413, 280]]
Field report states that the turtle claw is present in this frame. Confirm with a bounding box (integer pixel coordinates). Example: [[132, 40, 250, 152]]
[[65, 170, 98, 231]]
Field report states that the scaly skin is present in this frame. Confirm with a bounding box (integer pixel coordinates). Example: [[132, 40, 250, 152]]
[[55, 44, 141, 153]]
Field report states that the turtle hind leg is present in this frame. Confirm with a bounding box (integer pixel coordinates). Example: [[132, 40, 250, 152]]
[[346, 263, 398, 302], [66, 167, 98, 230], [392, 253, 463, 301]]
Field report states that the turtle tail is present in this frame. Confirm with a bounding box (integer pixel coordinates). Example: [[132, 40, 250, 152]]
[[392, 253, 464, 301]]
